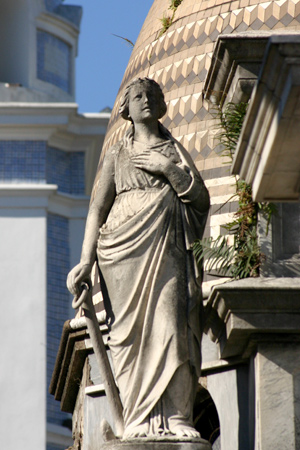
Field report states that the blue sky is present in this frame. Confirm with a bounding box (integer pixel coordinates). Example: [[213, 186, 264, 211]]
[[64, 1, 153, 113]]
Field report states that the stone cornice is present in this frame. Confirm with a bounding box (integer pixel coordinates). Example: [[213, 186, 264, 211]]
[[0, 183, 57, 194], [231, 34, 300, 201], [48, 191, 90, 218], [205, 277, 300, 359], [0, 184, 90, 217], [0, 103, 75, 139], [36, 11, 80, 44], [0, 184, 57, 208], [203, 32, 269, 106], [0, 103, 110, 145], [204, 32, 300, 201], [50, 315, 109, 413]]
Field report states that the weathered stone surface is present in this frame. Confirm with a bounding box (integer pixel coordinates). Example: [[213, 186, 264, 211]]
[[203, 33, 269, 106], [205, 277, 300, 358], [204, 277, 300, 449], [203, 32, 300, 280], [102, 437, 212, 450], [231, 34, 300, 202], [254, 342, 300, 450], [203, 31, 300, 202], [207, 368, 249, 450], [259, 202, 300, 278], [67, 78, 210, 440]]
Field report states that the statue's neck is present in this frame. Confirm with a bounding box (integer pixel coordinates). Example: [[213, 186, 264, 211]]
[[134, 122, 164, 145]]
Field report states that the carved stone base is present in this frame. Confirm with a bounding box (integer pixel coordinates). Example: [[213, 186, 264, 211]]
[[102, 437, 212, 449]]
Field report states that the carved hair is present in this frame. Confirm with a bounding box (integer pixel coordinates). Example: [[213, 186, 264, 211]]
[[119, 77, 167, 121], [120, 78, 171, 148]]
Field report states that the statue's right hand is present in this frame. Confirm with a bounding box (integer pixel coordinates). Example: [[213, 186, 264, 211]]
[[66, 263, 92, 296]]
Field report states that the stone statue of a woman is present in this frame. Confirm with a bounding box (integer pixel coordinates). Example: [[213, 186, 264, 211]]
[[67, 78, 210, 439]]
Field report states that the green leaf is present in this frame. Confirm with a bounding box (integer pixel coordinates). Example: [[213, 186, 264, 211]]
[[195, 100, 276, 280]]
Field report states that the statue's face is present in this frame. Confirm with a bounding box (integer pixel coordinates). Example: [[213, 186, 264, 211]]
[[128, 84, 160, 124]]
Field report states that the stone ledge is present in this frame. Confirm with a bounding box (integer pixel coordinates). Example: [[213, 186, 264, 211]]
[[231, 34, 300, 201], [205, 277, 300, 358], [203, 32, 270, 106], [49, 318, 109, 413], [102, 437, 212, 450]]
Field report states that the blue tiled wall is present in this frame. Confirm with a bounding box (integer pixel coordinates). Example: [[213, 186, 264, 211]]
[[0, 143, 85, 426], [55, 5, 82, 28], [44, 0, 82, 28], [37, 30, 72, 94], [0, 140, 85, 194], [47, 213, 71, 426], [45, 0, 61, 12], [47, 147, 85, 194], [0, 141, 46, 182]]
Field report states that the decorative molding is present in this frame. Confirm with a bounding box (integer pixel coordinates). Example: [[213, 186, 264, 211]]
[[232, 34, 300, 201], [85, 384, 105, 396], [50, 316, 109, 413], [0, 104, 109, 146], [203, 32, 269, 106], [0, 103, 76, 140], [48, 191, 89, 218], [205, 277, 300, 359], [36, 12, 80, 46], [0, 184, 90, 217], [0, 183, 57, 208]]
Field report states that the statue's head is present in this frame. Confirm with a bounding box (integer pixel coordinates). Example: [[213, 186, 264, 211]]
[[119, 78, 167, 122]]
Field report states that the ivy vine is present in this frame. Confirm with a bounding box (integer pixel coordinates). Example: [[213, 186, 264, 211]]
[[193, 102, 276, 280]]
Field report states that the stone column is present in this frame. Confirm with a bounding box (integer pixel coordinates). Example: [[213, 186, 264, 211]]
[[254, 342, 300, 450], [205, 277, 300, 450]]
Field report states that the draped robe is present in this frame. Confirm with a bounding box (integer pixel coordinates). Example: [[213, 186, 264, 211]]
[[97, 138, 208, 433]]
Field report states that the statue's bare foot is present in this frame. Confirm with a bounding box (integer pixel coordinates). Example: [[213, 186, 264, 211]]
[[170, 424, 201, 439], [123, 422, 149, 439]]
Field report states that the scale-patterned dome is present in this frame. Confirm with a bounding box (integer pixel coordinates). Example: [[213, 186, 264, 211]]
[[96, 0, 300, 277], [103, 0, 300, 153]]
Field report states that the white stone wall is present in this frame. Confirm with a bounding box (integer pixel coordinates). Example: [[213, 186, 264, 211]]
[[0, 191, 49, 449], [0, 106, 109, 450]]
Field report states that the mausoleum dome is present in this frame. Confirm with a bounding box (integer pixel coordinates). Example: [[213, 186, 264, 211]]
[[97, 0, 300, 269], [103, 0, 300, 155]]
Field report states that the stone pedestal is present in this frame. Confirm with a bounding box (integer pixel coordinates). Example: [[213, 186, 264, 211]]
[[102, 437, 212, 450], [254, 342, 300, 450], [205, 277, 300, 450], [50, 316, 214, 450]]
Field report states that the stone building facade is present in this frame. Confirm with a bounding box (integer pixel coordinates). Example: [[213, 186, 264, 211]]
[[0, 1, 109, 450], [50, 1, 300, 450]]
